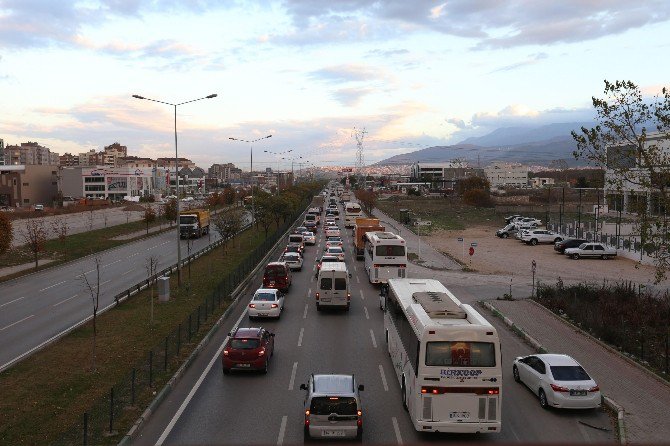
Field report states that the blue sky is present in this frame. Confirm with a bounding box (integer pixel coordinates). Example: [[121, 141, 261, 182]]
[[1, 0, 669, 170]]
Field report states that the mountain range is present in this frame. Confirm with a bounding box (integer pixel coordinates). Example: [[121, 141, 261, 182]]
[[376, 122, 593, 167]]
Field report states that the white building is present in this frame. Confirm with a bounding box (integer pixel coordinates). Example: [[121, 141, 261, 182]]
[[484, 162, 529, 188], [529, 177, 555, 188], [60, 166, 168, 201]]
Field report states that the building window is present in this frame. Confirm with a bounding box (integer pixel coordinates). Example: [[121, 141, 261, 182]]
[[52, 182, 57, 185], [22, 182, 29, 186], [84, 177, 105, 183], [85, 185, 106, 192], [23, 198, 30, 203]]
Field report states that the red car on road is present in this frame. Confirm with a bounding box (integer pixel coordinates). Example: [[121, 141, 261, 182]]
[[222, 327, 275, 374]]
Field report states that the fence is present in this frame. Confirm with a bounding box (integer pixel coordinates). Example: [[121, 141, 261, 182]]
[[547, 222, 654, 260], [51, 198, 310, 446]]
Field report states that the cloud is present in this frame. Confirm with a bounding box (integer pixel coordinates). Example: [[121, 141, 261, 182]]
[[489, 52, 548, 73], [366, 48, 409, 57], [331, 87, 372, 106], [446, 118, 467, 129], [309, 64, 380, 84]]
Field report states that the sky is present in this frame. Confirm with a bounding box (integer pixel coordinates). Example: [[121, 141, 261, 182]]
[[1, 0, 670, 171]]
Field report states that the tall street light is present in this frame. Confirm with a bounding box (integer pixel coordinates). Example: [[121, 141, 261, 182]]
[[229, 135, 272, 221], [132, 93, 217, 287], [264, 149, 292, 193], [282, 155, 302, 186]]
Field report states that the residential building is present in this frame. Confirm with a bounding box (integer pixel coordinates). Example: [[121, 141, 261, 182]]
[[530, 177, 556, 188], [157, 157, 196, 170], [0, 138, 4, 165], [3, 141, 59, 166], [60, 166, 168, 201], [208, 162, 238, 183], [117, 156, 156, 168], [103, 142, 127, 166], [0, 164, 59, 207], [59, 152, 79, 167], [484, 162, 529, 188], [78, 149, 103, 166]]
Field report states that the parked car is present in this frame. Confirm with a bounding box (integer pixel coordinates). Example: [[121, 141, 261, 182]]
[[301, 231, 316, 245], [512, 354, 601, 409], [248, 288, 284, 319], [262, 262, 292, 292], [221, 327, 275, 374], [516, 229, 531, 240], [504, 214, 523, 224], [496, 223, 519, 239], [325, 246, 345, 261], [281, 252, 304, 271], [564, 242, 617, 260], [515, 217, 542, 229], [554, 238, 588, 254], [521, 229, 563, 246], [300, 374, 364, 441], [33, 204, 44, 211]]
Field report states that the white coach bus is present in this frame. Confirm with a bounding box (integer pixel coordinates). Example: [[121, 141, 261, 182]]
[[382, 278, 502, 433], [344, 202, 363, 228], [364, 232, 407, 283]]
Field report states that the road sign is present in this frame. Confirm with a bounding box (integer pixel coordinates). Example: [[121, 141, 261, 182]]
[[532, 260, 537, 273], [470, 242, 478, 247], [457, 237, 463, 242], [414, 220, 432, 226], [469, 246, 475, 256]]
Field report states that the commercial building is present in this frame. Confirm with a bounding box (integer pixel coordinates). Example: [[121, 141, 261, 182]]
[[410, 161, 483, 190], [529, 177, 556, 188], [484, 162, 529, 188], [60, 166, 168, 201], [0, 164, 59, 207]]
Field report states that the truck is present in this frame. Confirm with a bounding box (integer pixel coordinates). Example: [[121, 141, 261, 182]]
[[353, 217, 385, 260], [311, 195, 324, 213], [179, 209, 210, 238], [340, 192, 351, 203]]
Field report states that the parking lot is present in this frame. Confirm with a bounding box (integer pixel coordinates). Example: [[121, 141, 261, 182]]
[[427, 222, 660, 289]]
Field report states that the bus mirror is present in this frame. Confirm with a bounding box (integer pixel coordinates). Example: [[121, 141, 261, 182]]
[[358, 384, 365, 391]]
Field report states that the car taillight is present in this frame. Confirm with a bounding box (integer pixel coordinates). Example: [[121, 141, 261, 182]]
[[357, 410, 362, 426], [588, 385, 600, 392], [316, 292, 320, 300], [550, 384, 570, 392], [249, 303, 256, 308], [347, 293, 351, 301], [223, 349, 229, 356], [271, 304, 278, 308], [305, 410, 310, 426], [258, 348, 266, 357]]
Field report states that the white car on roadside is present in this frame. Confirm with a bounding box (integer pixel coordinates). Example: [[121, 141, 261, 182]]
[[521, 229, 563, 246], [564, 242, 617, 260], [513, 354, 601, 409], [515, 217, 542, 229], [248, 288, 284, 319]]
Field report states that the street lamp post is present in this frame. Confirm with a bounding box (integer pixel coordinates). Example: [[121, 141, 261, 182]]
[[282, 155, 302, 187], [229, 135, 272, 221], [264, 149, 292, 193], [132, 93, 217, 287]]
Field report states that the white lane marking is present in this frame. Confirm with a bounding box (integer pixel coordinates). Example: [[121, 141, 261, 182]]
[[129, 252, 140, 257], [298, 328, 304, 347], [392, 417, 403, 445], [148, 244, 161, 250], [277, 415, 288, 446], [53, 294, 78, 307], [122, 269, 134, 276], [310, 276, 314, 283], [359, 290, 364, 300], [99, 279, 111, 287], [356, 276, 360, 284], [308, 288, 311, 296], [0, 296, 25, 308], [103, 259, 122, 268], [379, 364, 389, 391], [364, 306, 369, 320], [303, 304, 308, 319], [156, 305, 249, 445], [353, 265, 358, 272], [288, 361, 298, 390], [75, 269, 95, 278], [1, 314, 34, 331], [39, 280, 67, 292], [312, 264, 316, 271], [370, 329, 377, 348]]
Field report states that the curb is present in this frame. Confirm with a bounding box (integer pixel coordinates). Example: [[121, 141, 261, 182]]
[[117, 208, 307, 446], [527, 298, 670, 389], [479, 300, 627, 445]]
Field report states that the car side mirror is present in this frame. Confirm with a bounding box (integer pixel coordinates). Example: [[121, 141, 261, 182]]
[[349, 273, 352, 278], [299, 384, 307, 390], [358, 384, 365, 391]]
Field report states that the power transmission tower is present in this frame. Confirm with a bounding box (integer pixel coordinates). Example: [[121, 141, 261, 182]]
[[352, 127, 367, 188]]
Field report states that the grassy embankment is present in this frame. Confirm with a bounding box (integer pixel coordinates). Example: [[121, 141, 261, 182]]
[[0, 220, 280, 446]]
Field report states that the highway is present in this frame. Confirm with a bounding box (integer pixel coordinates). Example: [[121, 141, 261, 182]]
[[0, 214, 249, 372], [130, 209, 616, 445]]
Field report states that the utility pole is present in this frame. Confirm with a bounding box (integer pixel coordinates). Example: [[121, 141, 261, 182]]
[[353, 127, 367, 188]]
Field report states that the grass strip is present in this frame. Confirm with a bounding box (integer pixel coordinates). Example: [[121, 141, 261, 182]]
[[0, 221, 279, 446], [377, 197, 497, 231]]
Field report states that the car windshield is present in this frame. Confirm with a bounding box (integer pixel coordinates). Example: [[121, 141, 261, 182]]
[[230, 339, 260, 349], [578, 243, 588, 249], [254, 292, 276, 301], [328, 247, 343, 253], [550, 365, 591, 381], [310, 397, 357, 415]]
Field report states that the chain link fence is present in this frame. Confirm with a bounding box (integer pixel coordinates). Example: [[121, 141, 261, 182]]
[[51, 199, 309, 446]]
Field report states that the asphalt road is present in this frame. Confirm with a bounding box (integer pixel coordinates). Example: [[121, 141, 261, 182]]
[[130, 210, 615, 445], [0, 212, 250, 371]]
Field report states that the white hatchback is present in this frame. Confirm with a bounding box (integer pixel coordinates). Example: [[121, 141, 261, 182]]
[[248, 288, 284, 319], [325, 246, 345, 261], [513, 354, 601, 409]]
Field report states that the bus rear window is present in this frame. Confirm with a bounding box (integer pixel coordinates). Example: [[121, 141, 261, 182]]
[[376, 245, 405, 257], [425, 341, 496, 367]]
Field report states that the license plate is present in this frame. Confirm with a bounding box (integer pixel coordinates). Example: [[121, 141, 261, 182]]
[[236, 363, 251, 368], [322, 430, 345, 437], [320, 298, 331, 302], [570, 390, 587, 396], [449, 411, 470, 419], [259, 313, 268, 316]]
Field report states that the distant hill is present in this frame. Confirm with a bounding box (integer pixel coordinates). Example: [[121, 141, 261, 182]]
[[375, 122, 590, 167]]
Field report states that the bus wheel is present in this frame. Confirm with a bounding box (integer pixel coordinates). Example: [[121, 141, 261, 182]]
[[401, 378, 408, 411]]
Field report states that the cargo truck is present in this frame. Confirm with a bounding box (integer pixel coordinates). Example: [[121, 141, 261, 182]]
[[353, 217, 385, 259], [312, 195, 324, 213], [179, 209, 210, 238]]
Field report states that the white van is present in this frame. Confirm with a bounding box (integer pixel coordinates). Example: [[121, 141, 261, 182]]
[[316, 262, 352, 311]]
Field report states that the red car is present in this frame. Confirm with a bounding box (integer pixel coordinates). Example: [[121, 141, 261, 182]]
[[222, 327, 275, 374], [263, 262, 292, 292]]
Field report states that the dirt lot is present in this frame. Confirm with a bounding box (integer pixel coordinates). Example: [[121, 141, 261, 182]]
[[427, 224, 659, 288]]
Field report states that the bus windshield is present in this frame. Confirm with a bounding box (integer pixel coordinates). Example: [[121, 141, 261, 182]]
[[425, 341, 496, 367]]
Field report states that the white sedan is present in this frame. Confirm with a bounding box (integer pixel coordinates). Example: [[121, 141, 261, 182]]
[[301, 231, 316, 245], [281, 252, 303, 270], [325, 226, 341, 237], [513, 354, 601, 409], [248, 288, 284, 319], [325, 246, 345, 261]]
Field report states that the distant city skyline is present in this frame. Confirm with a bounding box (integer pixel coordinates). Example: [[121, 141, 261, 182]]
[[1, 1, 669, 169]]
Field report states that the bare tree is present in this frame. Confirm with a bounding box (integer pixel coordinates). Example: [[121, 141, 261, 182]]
[[88, 209, 94, 231], [143, 206, 156, 235], [51, 219, 69, 261], [211, 208, 244, 255], [164, 199, 177, 227], [103, 212, 108, 228], [156, 205, 164, 230], [0, 212, 12, 256], [145, 255, 159, 325], [20, 219, 47, 268], [185, 237, 193, 284], [81, 257, 102, 371]]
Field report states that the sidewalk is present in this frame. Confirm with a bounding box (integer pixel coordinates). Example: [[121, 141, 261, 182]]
[[372, 208, 462, 271], [488, 298, 670, 444], [0, 260, 55, 278]]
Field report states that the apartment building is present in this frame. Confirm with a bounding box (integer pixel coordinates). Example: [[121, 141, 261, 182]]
[[3, 142, 59, 166], [484, 162, 529, 188], [0, 164, 59, 207]]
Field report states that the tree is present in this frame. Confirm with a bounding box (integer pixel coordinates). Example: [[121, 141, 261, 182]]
[[221, 187, 236, 206], [145, 256, 159, 325], [80, 257, 102, 371], [463, 189, 493, 207], [163, 198, 178, 226], [254, 193, 274, 237], [20, 219, 47, 268], [457, 176, 490, 195], [212, 208, 244, 254], [572, 80, 670, 282], [355, 189, 378, 216], [51, 219, 69, 261], [143, 206, 156, 234], [0, 212, 12, 256], [206, 192, 220, 210]]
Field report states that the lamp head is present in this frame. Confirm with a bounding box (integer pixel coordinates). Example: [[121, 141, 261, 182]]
[[206, 94, 218, 99], [132, 95, 145, 99]]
